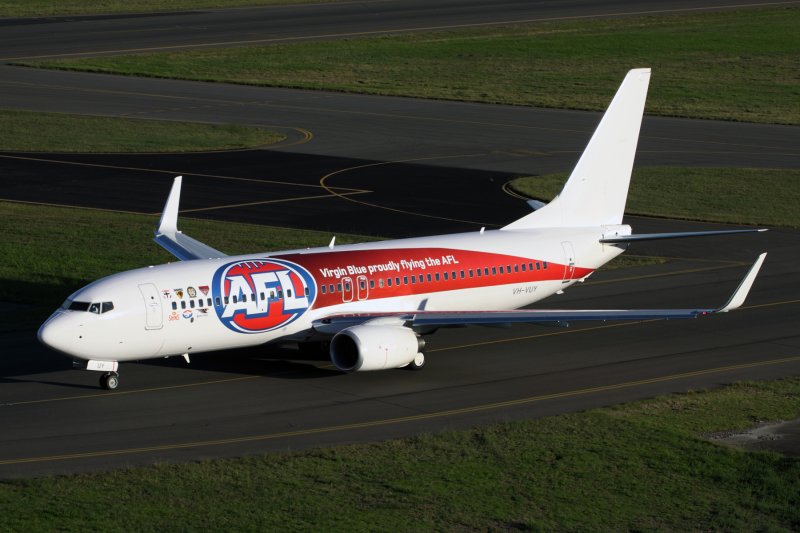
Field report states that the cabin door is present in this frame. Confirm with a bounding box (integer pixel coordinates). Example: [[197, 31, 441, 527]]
[[138, 283, 163, 330], [561, 241, 576, 283]]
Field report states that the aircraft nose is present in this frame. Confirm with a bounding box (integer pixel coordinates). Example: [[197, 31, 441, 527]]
[[37, 312, 78, 356]]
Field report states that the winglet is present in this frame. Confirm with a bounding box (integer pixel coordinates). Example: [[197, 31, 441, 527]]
[[153, 176, 227, 261], [156, 175, 182, 236], [717, 253, 767, 312]]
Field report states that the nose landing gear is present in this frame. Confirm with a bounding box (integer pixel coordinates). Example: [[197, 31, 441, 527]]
[[100, 372, 120, 390]]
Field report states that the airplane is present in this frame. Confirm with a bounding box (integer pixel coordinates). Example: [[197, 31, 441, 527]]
[[38, 68, 768, 390]]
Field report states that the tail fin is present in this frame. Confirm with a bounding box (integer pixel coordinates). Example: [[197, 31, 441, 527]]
[[503, 68, 651, 230]]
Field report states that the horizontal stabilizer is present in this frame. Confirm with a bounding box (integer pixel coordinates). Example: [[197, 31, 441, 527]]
[[600, 228, 767, 244], [154, 176, 227, 261]]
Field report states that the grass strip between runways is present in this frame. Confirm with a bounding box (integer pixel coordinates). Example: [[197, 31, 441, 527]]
[[510, 167, 800, 228], [1, 378, 799, 531], [0, 109, 285, 152], [18, 6, 800, 125]]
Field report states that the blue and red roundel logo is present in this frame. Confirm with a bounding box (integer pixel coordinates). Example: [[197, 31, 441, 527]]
[[212, 258, 316, 334]]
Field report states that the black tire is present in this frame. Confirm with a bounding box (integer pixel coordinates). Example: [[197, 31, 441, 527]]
[[100, 372, 119, 390]]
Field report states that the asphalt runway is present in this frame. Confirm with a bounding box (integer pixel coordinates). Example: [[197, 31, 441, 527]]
[[1, 1, 799, 477]]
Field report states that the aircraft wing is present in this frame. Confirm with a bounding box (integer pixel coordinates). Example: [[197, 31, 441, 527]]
[[313, 253, 766, 334], [153, 176, 228, 261]]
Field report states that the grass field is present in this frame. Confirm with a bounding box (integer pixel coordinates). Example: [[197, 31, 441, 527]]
[[1, 378, 798, 530], [20, 6, 800, 124], [0, 109, 284, 152], [0, 0, 340, 17], [510, 167, 800, 228]]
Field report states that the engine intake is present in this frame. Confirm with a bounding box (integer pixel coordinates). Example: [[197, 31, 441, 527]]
[[330, 324, 425, 371]]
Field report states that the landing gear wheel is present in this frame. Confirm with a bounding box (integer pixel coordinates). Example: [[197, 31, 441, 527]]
[[100, 372, 119, 390], [408, 352, 426, 371]]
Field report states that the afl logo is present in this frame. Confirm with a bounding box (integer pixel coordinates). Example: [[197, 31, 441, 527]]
[[212, 258, 316, 334]]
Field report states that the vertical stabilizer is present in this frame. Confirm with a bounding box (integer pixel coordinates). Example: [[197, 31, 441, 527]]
[[503, 68, 651, 230]]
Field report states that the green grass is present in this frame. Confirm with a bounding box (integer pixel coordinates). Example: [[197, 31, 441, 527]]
[[20, 7, 800, 124], [1, 378, 798, 530], [510, 167, 800, 228], [0, 0, 344, 17], [0, 109, 285, 152]]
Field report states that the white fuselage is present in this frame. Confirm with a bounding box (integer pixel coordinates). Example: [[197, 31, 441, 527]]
[[38, 225, 628, 363]]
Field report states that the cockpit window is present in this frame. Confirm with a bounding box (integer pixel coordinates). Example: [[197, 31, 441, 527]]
[[64, 300, 114, 314], [67, 301, 91, 312]]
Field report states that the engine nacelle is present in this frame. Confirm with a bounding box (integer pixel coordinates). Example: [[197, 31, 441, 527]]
[[330, 323, 425, 372]]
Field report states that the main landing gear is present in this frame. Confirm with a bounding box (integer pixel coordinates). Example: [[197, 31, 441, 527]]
[[407, 352, 426, 371], [100, 372, 120, 390]]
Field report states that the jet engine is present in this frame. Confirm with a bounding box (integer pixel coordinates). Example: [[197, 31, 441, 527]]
[[330, 323, 425, 372]]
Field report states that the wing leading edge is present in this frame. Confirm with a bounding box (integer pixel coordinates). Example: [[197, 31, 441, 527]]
[[154, 176, 228, 261], [313, 253, 767, 333]]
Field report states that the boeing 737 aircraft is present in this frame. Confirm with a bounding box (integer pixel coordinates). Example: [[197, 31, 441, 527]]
[[38, 69, 767, 390]]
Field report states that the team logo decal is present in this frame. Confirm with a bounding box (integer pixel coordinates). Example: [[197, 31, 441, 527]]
[[212, 258, 316, 334]]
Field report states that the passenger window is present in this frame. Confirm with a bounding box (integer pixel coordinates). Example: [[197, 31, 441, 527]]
[[216, 297, 221, 306], [190, 300, 195, 309], [305, 287, 309, 296], [207, 298, 212, 306], [427, 274, 432, 282], [543, 262, 548, 269], [321, 285, 327, 294], [370, 280, 375, 289], [288, 289, 293, 297], [172, 302, 178, 310], [460, 270, 465, 279], [336, 284, 341, 292], [360, 280, 366, 290], [443, 272, 449, 280], [181, 301, 187, 309], [492, 267, 497, 275], [232, 295, 238, 304], [499, 266, 504, 274], [410, 277, 415, 285], [395, 277, 400, 286], [403, 276, 408, 285], [521, 264, 527, 272], [343, 283, 350, 292], [435, 273, 440, 281], [418, 274, 424, 283], [387, 278, 392, 287], [536, 262, 541, 271], [514, 264, 519, 273], [379, 279, 384, 288], [484, 268, 489, 276], [452, 271, 456, 279], [469, 269, 474, 278], [328, 285, 333, 294], [477, 269, 482, 277]]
